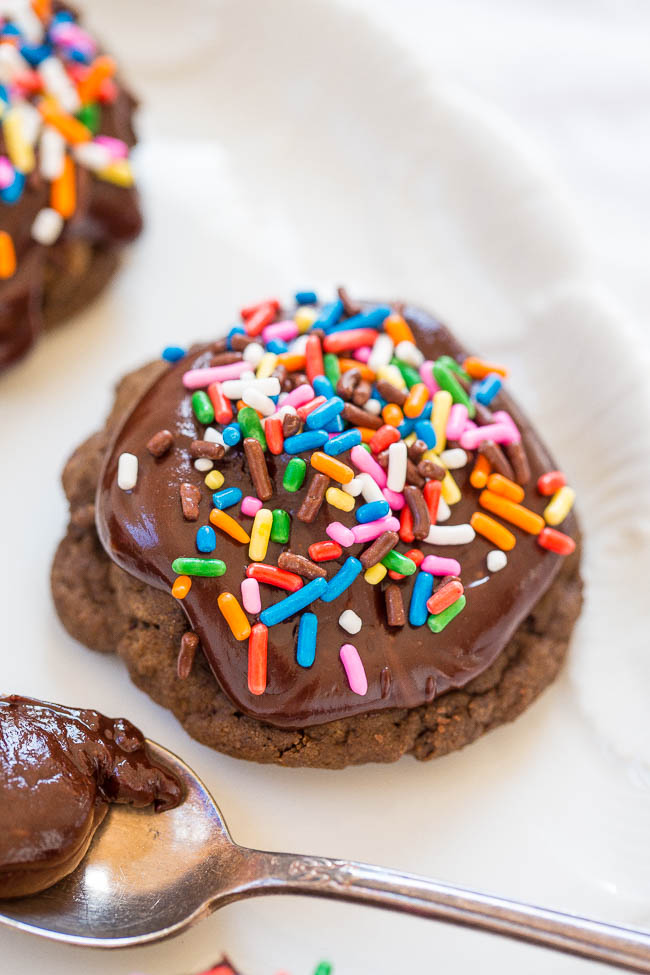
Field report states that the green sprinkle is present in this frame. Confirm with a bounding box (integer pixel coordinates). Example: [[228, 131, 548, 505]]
[[283, 457, 306, 492], [271, 508, 290, 543], [237, 406, 267, 450], [360, 442, 371, 453], [192, 390, 214, 425], [427, 594, 467, 633], [381, 550, 417, 574], [323, 352, 340, 388], [436, 354, 471, 383], [392, 357, 420, 389], [433, 362, 475, 418], [313, 964, 333, 975], [77, 102, 100, 134], [172, 557, 226, 577]]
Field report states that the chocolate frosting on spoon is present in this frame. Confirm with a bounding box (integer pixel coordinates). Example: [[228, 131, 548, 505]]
[[96, 303, 577, 730]]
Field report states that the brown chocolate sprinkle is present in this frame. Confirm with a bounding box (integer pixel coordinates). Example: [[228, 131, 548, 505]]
[[375, 379, 407, 406], [230, 333, 256, 351], [417, 458, 446, 481], [407, 438, 428, 463], [282, 412, 302, 438], [380, 666, 392, 698], [336, 368, 362, 401], [384, 584, 406, 626], [180, 482, 201, 521], [404, 485, 431, 541], [359, 530, 399, 569], [297, 472, 330, 523], [505, 440, 531, 485], [337, 285, 362, 318], [342, 402, 383, 430], [405, 459, 425, 488], [352, 379, 372, 406], [190, 439, 225, 460], [210, 337, 228, 354], [243, 437, 273, 501], [177, 631, 199, 680], [473, 402, 494, 426], [146, 429, 174, 457], [286, 371, 309, 391], [278, 552, 327, 579], [478, 439, 515, 481], [210, 351, 243, 367]]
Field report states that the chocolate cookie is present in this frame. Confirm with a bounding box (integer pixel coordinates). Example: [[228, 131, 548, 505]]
[[0, 4, 142, 371], [52, 296, 582, 768]]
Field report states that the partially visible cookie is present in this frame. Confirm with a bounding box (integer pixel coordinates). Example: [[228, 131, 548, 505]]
[[0, 4, 142, 370]]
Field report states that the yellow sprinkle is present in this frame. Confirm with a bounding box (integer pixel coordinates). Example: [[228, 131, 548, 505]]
[[376, 364, 405, 389], [403, 432, 417, 446], [256, 351, 277, 379], [544, 485, 575, 526], [432, 390, 452, 454], [249, 507, 273, 561], [3, 109, 35, 174], [295, 306, 318, 333], [421, 446, 443, 465], [97, 159, 134, 187], [441, 469, 462, 505], [364, 563, 387, 585], [204, 470, 224, 490], [326, 486, 355, 512]]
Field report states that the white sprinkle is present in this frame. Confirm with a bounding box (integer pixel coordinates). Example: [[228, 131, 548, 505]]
[[0, 44, 29, 83], [194, 458, 213, 472], [6, 2, 42, 44], [487, 550, 508, 572], [117, 452, 138, 490], [424, 524, 475, 545], [39, 56, 81, 113], [342, 476, 363, 497], [439, 448, 468, 470], [73, 141, 112, 171], [242, 386, 275, 417], [395, 340, 424, 368], [221, 377, 280, 400], [31, 208, 63, 246], [364, 398, 382, 415], [368, 333, 394, 372], [203, 427, 228, 451], [242, 342, 264, 366], [359, 472, 384, 503], [339, 610, 362, 635], [289, 334, 309, 356], [387, 441, 407, 493], [14, 102, 41, 145], [436, 497, 451, 522], [39, 126, 65, 181]]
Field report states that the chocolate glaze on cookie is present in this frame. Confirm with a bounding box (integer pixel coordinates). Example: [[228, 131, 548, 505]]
[[95, 303, 578, 730], [0, 695, 181, 898]]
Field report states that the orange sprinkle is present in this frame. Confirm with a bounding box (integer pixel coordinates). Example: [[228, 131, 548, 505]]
[[276, 353, 306, 372], [383, 313, 414, 345], [171, 575, 192, 599], [469, 454, 490, 489], [50, 154, 76, 218], [38, 100, 91, 144], [403, 383, 429, 419], [311, 451, 354, 484], [77, 55, 116, 105], [0, 232, 16, 279], [479, 490, 545, 535], [486, 473, 525, 503], [210, 508, 250, 544], [463, 356, 508, 380], [357, 426, 376, 443], [31, 0, 52, 21], [470, 512, 516, 551], [339, 358, 375, 381], [382, 403, 403, 427], [217, 592, 251, 642]]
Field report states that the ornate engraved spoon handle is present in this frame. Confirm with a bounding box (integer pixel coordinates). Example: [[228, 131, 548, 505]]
[[238, 851, 650, 973]]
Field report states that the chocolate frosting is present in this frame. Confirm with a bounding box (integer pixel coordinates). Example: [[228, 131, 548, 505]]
[[96, 304, 576, 730], [0, 695, 182, 899]]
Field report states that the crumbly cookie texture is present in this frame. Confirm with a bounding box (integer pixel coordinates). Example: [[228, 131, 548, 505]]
[[52, 361, 582, 770]]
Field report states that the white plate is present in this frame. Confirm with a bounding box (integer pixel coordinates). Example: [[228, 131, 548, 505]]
[[2, 1, 650, 973]]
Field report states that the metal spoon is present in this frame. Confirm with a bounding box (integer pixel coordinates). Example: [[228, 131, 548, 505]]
[[2, 741, 649, 971]]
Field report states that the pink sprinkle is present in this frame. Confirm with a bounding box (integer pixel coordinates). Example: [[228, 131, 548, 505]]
[[241, 496, 263, 517], [350, 445, 387, 488], [463, 419, 477, 431], [326, 521, 355, 547], [94, 135, 129, 159], [353, 346, 372, 363], [283, 383, 314, 408], [420, 555, 461, 576], [446, 404, 468, 441], [241, 578, 261, 614], [351, 516, 400, 544], [0, 157, 14, 190], [491, 410, 521, 444], [419, 361, 440, 396], [262, 320, 298, 344], [182, 361, 250, 389], [382, 488, 404, 510], [339, 643, 368, 696], [459, 423, 514, 450]]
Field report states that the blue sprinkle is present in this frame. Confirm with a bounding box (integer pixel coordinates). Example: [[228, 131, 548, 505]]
[[66, 48, 91, 64], [324, 429, 362, 456], [284, 430, 328, 454], [51, 10, 75, 24], [313, 299, 344, 333], [323, 413, 346, 434], [196, 525, 217, 553], [312, 375, 335, 399], [266, 338, 288, 354], [474, 373, 502, 406], [320, 557, 363, 603], [162, 345, 186, 363], [20, 43, 51, 65], [0, 84, 8, 105], [212, 487, 242, 509], [327, 305, 391, 333], [222, 423, 241, 446], [0, 170, 24, 205], [397, 418, 416, 439], [414, 419, 437, 449], [306, 396, 345, 430], [356, 500, 390, 524], [260, 577, 328, 626], [1, 24, 21, 36], [295, 290, 318, 305], [227, 326, 245, 349], [409, 571, 434, 627], [297, 612, 318, 667]]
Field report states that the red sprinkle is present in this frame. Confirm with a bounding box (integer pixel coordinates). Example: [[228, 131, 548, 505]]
[[246, 563, 304, 592], [537, 470, 567, 496], [399, 505, 414, 543], [265, 416, 284, 455], [323, 329, 379, 354], [207, 381, 233, 424], [243, 302, 276, 337], [308, 540, 343, 561], [389, 547, 423, 580], [423, 479, 442, 522], [297, 395, 327, 422], [537, 527, 576, 555], [248, 623, 268, 695], [370, 424, 401, 455], [305, 334, 325, 385], [241, 297, 280, 319], [427, 580, 464, 615]]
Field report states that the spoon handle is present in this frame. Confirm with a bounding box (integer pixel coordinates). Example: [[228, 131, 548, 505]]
[[242, 851, 650, 972]]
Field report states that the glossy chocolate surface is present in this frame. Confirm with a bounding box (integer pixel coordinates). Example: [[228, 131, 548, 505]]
[[96, 304, 576, 729]]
